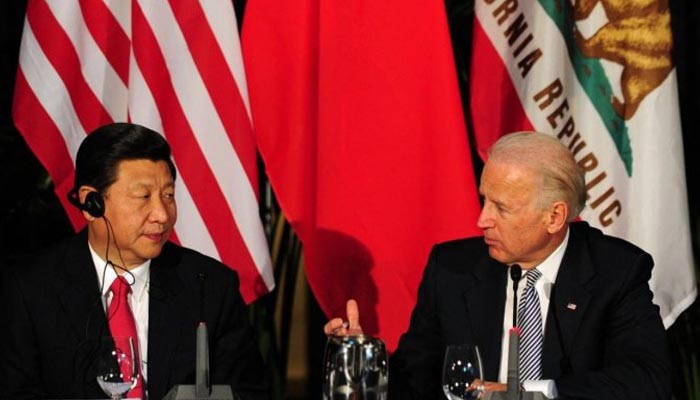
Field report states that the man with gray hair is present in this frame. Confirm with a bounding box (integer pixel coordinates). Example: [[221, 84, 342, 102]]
[[326, 131, 670, 399]]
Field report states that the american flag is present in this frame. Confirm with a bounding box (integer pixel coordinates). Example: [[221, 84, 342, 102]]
[[12, 0, 274, 302]]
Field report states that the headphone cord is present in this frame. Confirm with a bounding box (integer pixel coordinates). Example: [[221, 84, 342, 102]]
[[99, 215, 136, 321]]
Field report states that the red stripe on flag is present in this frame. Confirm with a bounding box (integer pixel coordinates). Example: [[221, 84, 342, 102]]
[[12, 70, 85, 228], [470, 18, 534, 159], [78, 0, 130, 85], [168, 1, 258, 193], [131, 4, 267, 300], [26, 0, 113, 133]]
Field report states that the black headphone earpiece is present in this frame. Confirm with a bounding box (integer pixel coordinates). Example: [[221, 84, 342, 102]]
[[82, 191, 105, 218], [67, 189, 105, 218]]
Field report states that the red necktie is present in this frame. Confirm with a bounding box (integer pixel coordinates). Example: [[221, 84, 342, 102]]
[[108, 276, 144, 399]]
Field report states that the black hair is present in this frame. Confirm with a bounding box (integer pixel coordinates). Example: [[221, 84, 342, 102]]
[[71, 122, 176, 195]]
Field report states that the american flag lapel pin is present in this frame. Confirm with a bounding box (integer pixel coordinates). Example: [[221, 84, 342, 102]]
[[566, 302, 577, 311]]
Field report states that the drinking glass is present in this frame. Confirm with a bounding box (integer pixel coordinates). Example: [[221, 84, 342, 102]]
[[322, 335, 389, 399], [442, 344, 484, 400], [95, 336, 140, 400]]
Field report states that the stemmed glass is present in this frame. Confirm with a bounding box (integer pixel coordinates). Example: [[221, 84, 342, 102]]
[[95, 336, 140, 400], [442, 344, 484, 400]]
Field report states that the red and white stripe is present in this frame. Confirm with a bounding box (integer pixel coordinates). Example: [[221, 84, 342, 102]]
[[13, 0, 274, 302]]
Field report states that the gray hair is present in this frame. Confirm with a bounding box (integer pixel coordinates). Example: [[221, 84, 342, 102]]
[[487, 131, 586, 220]]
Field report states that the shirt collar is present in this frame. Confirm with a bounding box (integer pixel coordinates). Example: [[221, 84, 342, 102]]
[[89, 243, 151, 300], [532, 227, 570, 286]]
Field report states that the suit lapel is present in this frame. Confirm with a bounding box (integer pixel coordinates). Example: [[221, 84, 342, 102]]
[[54, 233, 109, 344], [52, 232, 110, 395], [462, 256, 507, 381], [147, 246, 185, 397], [543, 224, 594, 378]]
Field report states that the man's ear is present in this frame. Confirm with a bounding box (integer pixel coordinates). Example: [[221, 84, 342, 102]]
[[78, 186, 98, 202], [546, 201, 569, 234], [78, 186, 101, 221]]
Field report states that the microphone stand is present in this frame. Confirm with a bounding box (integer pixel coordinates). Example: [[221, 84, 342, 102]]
[[163, 274, 236, 400], [162, 322, 236, 400]]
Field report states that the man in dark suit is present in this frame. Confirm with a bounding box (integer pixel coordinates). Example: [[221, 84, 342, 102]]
[[325, 131, 670, 399], [0, 123, 269, 399]]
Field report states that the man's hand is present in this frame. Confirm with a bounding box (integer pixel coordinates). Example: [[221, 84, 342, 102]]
[[468, 379, 506, 398], [323, 299, 363, 336], [483, 381, 507, 392]]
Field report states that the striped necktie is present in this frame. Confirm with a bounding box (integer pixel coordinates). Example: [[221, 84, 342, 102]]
[[518, 268, 543, 382]]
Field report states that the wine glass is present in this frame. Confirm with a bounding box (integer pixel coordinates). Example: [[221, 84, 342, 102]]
[[95, 336, 140, 400], [442, 344, 484, 400]]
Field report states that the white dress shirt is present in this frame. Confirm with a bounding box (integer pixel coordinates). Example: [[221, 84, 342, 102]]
[[90, 244, 151, 381], [497, 228, 570, 399]]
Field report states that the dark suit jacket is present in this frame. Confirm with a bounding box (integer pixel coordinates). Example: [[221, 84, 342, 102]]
[[0, 231, 269, 400], [389, 222, 670, 399]]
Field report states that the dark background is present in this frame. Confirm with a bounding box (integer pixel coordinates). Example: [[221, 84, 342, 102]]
[[1, 1, 698, 398]]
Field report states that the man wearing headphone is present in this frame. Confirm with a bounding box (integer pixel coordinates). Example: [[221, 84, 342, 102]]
[[0, 123, 270, 399]]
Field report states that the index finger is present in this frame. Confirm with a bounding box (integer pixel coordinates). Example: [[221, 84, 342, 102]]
[[346, 299, 361, 331], [482, 381, 506, 392]]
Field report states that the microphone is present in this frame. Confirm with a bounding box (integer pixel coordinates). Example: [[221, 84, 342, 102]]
[[195, 273, 210, 398], [483, 265, 549, 400], [510, 265, 522, 329], [506, 264, 521, 400], [163, 273, 237, 400]]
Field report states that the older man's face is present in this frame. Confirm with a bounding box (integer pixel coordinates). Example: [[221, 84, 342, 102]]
[[87, 159, 177, 268], [476, 159, 554, 270]]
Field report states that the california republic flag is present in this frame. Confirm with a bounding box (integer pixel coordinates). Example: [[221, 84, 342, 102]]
[[470, 0, 696, 326]]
